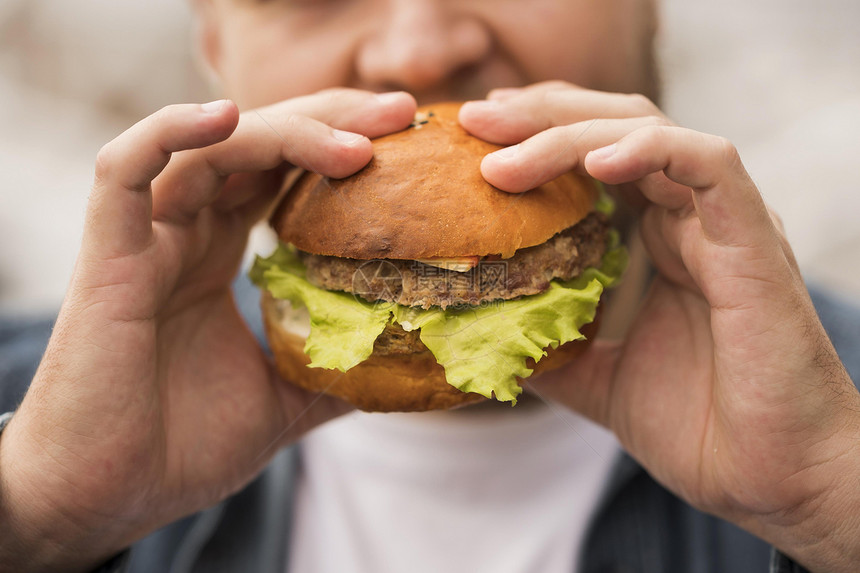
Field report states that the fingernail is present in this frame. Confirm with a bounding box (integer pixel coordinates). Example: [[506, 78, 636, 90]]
[[201, 99, 227, 114], [374, 91, 404, 104], [333, 129, 364, 145], [590, 143, 617, 160], [492, 144, 520, 160]]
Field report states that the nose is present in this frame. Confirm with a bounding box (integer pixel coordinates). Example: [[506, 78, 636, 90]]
[[356, 0, 491, 93]]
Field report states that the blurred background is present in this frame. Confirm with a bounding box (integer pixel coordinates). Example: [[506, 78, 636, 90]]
[[1, 0, 859, 314]]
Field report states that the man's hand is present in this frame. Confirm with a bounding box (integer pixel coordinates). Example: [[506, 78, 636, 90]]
[[460, 82, 860, 572], [0, 89, 416, 572]]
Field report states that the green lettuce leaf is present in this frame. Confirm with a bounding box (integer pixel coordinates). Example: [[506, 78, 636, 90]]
[[251, 247, 391, 372], [251, 237, 627, 405], [391, 280, 605, 403], [593, 181, 616, 216]]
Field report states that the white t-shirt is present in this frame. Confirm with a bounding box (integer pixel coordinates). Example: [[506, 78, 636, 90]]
[[287, 399, 620, 573]]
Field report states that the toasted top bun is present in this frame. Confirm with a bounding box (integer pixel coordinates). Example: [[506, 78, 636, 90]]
[[271, 102, 599, 260]]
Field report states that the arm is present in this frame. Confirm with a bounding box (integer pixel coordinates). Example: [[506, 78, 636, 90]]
[[460, 82, 860, 573], [0, 90, 416, 572]]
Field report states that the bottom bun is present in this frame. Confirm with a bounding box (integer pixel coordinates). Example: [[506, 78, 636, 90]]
[[261, 292, 599, 412]]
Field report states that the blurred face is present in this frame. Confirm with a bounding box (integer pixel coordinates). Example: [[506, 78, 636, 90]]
[[196, 0, 658, 109]]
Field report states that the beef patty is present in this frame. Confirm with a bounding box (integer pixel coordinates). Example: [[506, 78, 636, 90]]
[[300, 212, 609, 309]]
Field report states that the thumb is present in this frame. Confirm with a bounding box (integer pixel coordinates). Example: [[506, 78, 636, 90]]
[[525, 339, 621, 428]]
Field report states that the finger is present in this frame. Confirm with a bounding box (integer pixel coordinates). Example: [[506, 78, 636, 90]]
[[153, 114, 372, 225], [84, 100, 239, 259], [208, 89, 416, 176], [218, 166, 290, 225], [281, 88, 417, 138], [486, 80, 573, 100], [584, 126, 774, 249], [211, 114, 375, 178], [483, 80, 581, 105], [152, 90, 417, 225], [461, 85, 661, 145], [766, 205, 802, 276], [586, 126, 804, 316], [481, 116, 668, 193], [638, 206, 701, 294], [616, 171, 698, 293], [484, 87, 525, 101]]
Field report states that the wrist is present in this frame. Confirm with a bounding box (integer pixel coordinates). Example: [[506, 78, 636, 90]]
[[755, 411, 860, 573], [0, 414, 127, 573]]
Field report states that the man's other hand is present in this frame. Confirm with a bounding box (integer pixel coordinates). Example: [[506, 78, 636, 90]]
[[0, 89, 416, 572], [461, 81, 860, 573]]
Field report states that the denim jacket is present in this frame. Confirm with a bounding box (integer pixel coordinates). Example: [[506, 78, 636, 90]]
[[2, 281, 857, 573]]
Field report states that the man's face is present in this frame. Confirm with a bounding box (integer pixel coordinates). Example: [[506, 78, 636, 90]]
[[197, 0, 657, 109]]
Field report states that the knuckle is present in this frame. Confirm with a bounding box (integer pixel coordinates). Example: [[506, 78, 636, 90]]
[[539, 80, 573, 91], [281, 112, 305, 133], [316, 87, 344, 96], [316, 88, 365, 121], [276, 114, 307, 156], [555, 124, 586, 150], [714, 136, 741, 166], [317, 87, 363, 102], [94, 142, 117, 182], [644, 114, 672, 127], [151, 103, 184, 126], [626, 92, 659, 115], [159, 102, 183, 115], [316, 90, 340, 111], [552, 123, 575, 138], [769, 207, 787, 234], [638, 123, 670, 142]]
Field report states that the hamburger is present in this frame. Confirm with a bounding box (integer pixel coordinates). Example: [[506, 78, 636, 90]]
[[250, 102, 626, 412]]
